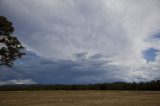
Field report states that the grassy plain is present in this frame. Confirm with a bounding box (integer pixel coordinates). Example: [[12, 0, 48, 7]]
[[0, 90, 160, 106]]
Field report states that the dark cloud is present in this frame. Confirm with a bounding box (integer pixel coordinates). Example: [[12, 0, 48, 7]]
[[152, 33, 160, 39], [0, 0, 160, 84], [0, 51, 126, 84]]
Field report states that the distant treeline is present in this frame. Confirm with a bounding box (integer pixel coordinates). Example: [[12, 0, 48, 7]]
[[0, 80, 160, 91]]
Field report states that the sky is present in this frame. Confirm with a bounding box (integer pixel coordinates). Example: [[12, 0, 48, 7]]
[[0, 0, 160, 85]]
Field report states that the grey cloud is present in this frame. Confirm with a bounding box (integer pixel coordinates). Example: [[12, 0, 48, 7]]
[[152, 33, 160, 39], [1, 51, 159, 84], [0, 0, 130, 59], [0, 0, 160, 83], [0, 51, 124, 83]]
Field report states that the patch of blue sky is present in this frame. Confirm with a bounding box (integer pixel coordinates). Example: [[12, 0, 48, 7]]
[[143, 48, 158, 62]]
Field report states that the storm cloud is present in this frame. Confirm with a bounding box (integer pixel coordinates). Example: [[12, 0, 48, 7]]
[[0, 0, 160, 84]]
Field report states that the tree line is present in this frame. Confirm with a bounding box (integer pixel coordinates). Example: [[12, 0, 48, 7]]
[[0, 80, 160, 91]]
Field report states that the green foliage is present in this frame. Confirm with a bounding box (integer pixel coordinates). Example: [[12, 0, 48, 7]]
[[0, 16, 25, 67]]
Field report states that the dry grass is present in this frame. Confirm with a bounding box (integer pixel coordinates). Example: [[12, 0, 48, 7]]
[[0, 90, 160, 106]]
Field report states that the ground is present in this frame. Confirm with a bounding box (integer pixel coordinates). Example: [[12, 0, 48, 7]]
[[0, 91, 160, 106]]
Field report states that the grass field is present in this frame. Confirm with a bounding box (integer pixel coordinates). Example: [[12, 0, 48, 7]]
[[0, 91, 160, 106]]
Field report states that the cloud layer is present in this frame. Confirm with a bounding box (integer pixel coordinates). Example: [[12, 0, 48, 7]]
[[0, 0, 160, 84], [0, 79, 35, 85]]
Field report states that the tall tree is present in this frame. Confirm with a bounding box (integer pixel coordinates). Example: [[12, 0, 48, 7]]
[[0, 16, 25, 67]]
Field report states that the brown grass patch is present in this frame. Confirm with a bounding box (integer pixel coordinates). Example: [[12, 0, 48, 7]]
[[0, 91, 160, 106]]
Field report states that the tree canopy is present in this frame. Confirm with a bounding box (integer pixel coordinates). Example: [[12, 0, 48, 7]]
[[0, 16, 25, 67], [0, 80, 159, 91]]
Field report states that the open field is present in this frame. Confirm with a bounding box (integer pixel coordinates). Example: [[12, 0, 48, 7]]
[[0, 91, 160, 106]]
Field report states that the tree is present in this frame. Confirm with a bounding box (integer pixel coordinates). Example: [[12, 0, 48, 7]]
[[0, 16, 25, 67]]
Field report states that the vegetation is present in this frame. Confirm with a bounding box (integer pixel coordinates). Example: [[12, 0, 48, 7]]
[[0, 80, 159, 91], [0, 16, 25, 67], [0, 91, 160, 106]]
